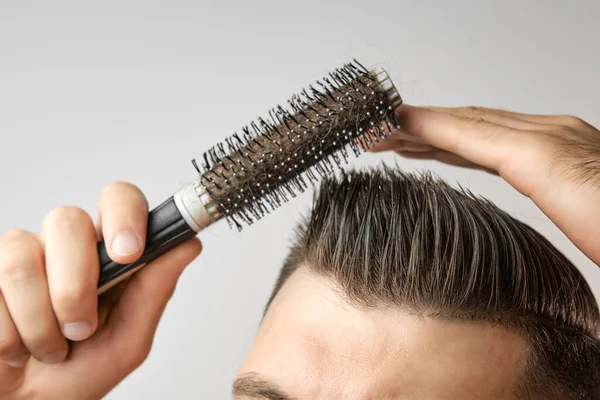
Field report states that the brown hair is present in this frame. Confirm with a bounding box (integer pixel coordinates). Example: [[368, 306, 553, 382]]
[[267, 165, 600, 399]]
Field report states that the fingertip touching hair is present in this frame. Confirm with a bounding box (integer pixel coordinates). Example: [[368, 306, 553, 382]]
[[267, 165, 600, 399]]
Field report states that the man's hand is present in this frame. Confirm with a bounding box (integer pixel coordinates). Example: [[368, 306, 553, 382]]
[[372, 105, 600, 267], [0, 182, 202, 400]]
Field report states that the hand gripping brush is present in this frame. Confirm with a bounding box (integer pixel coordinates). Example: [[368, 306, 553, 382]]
[[97, 60, 402, 293]]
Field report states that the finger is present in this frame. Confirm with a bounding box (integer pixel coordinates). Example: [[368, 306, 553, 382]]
[[396, 150, 499, 175], [476, 108, 596, 132], [369, 128, 429, 153], [370, 138, 436, 153], [425, 106, 547, 131], [374, 104, 543, 154], [389, 130, 430, 143], [395, 150, 475, 167], [108, 238, 202, 358], [0, 292, 29, 368], [359, 119, 428, 152], [394, 104, 528, 173], [0, 230, 68, 364], [427, 105, 598, 134], [42, 207, 99, 342], [98, 182, 149, 264]]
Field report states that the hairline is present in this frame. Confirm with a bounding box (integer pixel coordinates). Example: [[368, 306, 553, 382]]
[[264, 167, 600, 397], [265, 263, 536, 397]]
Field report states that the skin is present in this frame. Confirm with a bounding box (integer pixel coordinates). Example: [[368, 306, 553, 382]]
[[235, 267, 526, 399], [0, 183, 202, 399], [0, 105, 598, 398], [373, 105, 600, 267]]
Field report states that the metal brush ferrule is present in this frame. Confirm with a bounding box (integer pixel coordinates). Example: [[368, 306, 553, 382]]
[[174, 180, 222, 232], [371, 67, 403, 109]]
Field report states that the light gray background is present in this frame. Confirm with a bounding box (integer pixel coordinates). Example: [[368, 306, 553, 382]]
[[1, 0, 599, 398]]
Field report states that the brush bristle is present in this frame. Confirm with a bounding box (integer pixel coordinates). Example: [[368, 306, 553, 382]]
[[192, 59, 400, 230]]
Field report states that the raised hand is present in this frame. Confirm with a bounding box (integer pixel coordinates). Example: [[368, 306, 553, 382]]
[[373, 105, 600, 266]]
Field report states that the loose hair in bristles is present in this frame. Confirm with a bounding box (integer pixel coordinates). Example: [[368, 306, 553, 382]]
[[270, 166, 600, 399], [192, 59, 399, 230]]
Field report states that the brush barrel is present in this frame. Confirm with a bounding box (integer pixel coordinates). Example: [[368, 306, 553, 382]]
[[94, 62, 402, 293], [96, 182, 218, 293]]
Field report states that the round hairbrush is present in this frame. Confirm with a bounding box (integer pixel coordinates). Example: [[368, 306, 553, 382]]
[[97, 60, 402, 293]]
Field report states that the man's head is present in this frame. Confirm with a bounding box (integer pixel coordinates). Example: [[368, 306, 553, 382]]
[[235, 167, 600, 399]]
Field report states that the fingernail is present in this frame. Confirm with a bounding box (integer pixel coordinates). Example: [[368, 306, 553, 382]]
[[42, 351, 66, 364], [6, 353, 28, 368], [112, 231, 140, 256], [63, 321, 93, 341]]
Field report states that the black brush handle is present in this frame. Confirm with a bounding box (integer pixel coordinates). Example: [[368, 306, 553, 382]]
[[96, 197, 197, 292]]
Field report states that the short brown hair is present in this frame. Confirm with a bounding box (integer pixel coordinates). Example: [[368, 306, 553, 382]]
[[268, 166, 600, 399]]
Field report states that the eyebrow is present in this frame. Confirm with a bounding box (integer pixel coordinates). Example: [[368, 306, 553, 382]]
[[232, 373, 295, 400]]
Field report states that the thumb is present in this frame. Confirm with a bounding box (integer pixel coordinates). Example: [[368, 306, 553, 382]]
[[91, 237, 201, 394], [107, 237, 202, 363]]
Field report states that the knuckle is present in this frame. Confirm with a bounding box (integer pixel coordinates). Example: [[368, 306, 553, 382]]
[[0, 229, 38, 274], [539, 127, 577, 148], [103, 181, 144, 198], [21, 325, 64, 354], [52, 284, 88, 312], [1, 229, 32, 244], [44, 206, 90, 231], [559, 115, 588, 130], [465, 116, 487, 127], [99, 182, 148, 210], [527, 130, 557, 151], [103, 181, 130, 193], [463, 105, 483, 114], [0, 246, 41, 284]]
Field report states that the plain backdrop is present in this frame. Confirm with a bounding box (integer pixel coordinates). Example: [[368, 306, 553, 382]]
[[1, 0, 599, 398]]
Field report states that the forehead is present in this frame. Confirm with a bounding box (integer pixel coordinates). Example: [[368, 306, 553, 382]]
[[237, 268, 526, 400]]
